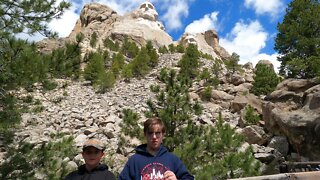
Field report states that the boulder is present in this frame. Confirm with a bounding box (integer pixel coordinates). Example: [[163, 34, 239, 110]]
[[230, 94, 262, 114]]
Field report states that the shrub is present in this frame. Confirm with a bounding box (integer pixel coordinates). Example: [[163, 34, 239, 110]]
[[251, 63, 280, 96], [244, 105, 261, 125], [200, 86, 212, 101]]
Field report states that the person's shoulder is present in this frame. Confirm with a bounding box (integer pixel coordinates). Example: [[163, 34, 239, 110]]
[[64, 170, 79, 180], [103, 169, 116, 179]]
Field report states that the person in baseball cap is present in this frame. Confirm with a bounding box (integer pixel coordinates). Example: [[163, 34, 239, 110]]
[[64, 138, 116, 180]]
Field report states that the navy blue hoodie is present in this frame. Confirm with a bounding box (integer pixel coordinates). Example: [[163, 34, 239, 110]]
[[119, 144, 194, 180]]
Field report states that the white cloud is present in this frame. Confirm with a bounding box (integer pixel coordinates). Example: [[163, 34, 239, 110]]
[[250, 53, 280, 72], [161, 0, 191, 31], [244, 0, 285, 19], [220, 20, 280, 71], [184, 12, 219, 34]]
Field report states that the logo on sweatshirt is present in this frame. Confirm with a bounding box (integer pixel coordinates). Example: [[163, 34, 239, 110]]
[[140, 162, 169, 180]]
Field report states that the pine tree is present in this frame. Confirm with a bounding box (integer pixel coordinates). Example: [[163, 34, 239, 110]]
[[146, 41, 159, 67], [275, 0, 320, 78], [0, 136, 77, 179], [0, 0, 70, 38], [83, 52, 105, 83], [175, 113, 261, 179], [48, 35, 82, 79], [90, 32, 98, 48], [130, 47, 151, 77], [178, 44, 200, 80], [158, 46, 169, 54], [225, 52, 242, 74], [146, 69, 202, 151], [110, 52, 125, 78], [121, 37, 139, 58], [251, 64, 280, 95]]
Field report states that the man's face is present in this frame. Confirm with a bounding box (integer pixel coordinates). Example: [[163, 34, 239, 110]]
[[145, 124, 164, 152], [82, 147, 104, 168]]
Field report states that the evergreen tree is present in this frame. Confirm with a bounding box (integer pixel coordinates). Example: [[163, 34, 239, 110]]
[[146, 69, 202, 151], [225, 52, 242, 74], [130, 47, 151, 77], [97, 70, 116, 93], [176, 44, 185, 53], [48, 34, 82, 79], [122, 64, 133, 82], [158, 45, 169, 54], [168, 44, 176, 53], [110, 52, 125, 78], [90, 32, 98, 48], [251, 64, 280, 96], [175, 113, 261, 179], [146, 41, 159, 67], [121, 37, 139, 58], [120, 109, 144, 140], [244, 105, 261, 125], [275, 0, 320, 78], [0, 0, 70, 38], [178, 44, 200, 80], [0, 37, 48, 90], [0, 136, 77, 179], [103, 38, 119, 52], [83, 52, 105, 83]]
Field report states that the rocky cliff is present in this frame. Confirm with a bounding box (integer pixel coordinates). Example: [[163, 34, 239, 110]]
[[37, 1, 229, 60]]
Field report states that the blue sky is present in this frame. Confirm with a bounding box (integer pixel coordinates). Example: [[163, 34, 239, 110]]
[[20, 0, 292, 71]]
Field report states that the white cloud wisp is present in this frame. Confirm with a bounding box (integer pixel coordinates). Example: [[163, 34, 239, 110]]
[[184, 12, 219, 34]]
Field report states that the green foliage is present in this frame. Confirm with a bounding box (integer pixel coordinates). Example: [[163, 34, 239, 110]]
[[83, 52, 114, 92], [176, 44, 185, 53], [120, 109, 143, 140], [275, 0, 320, 78], [111, 52, 125, 78], [121, 37, 139, 58], [42, 79, 58, 91], [0, 136, 77, 179], [0, 37, 48, 90], [103, 38, 120, 52], [212, 59, 223, 78], [0, 0, 71, 38], [90, 32, 98, 48], [178, 44, 200, 80], [98, 70, 116, 93], [175, 113, 261, 179], [130, 47, 151, 77], [146, 69, 202, 151], [158, 46, 169, 54], [122, 64, 133, 82], [200, 68, 211, 83], [0, 92, 21, 129], [48, 40, 82, 79], [159, 68, 168, 81], [251, 64, 280, 95], [244, 105, 261, 125], [168, 44, 176, 53], [201, 52, 214, 60], [200, 86, 212, 101], [146, 41, 159, 67], [225, 52, 242, 74], [83, 52, 105, 83]]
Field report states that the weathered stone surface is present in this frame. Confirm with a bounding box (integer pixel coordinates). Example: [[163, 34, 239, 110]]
[[240, 125, 269, 145], [230, 94, 262, 114]]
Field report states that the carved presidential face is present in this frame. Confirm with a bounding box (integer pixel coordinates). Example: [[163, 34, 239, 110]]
[[138, 2, 158, 21], [139, 2, 155, 12]]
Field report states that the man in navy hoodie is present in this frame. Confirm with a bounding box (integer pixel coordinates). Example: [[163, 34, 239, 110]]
[[119, 117, 194, 180]]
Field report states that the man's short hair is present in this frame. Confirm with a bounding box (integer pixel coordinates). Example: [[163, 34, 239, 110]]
[[143, 117, 165, 134], [82, 138, 105, 151]]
